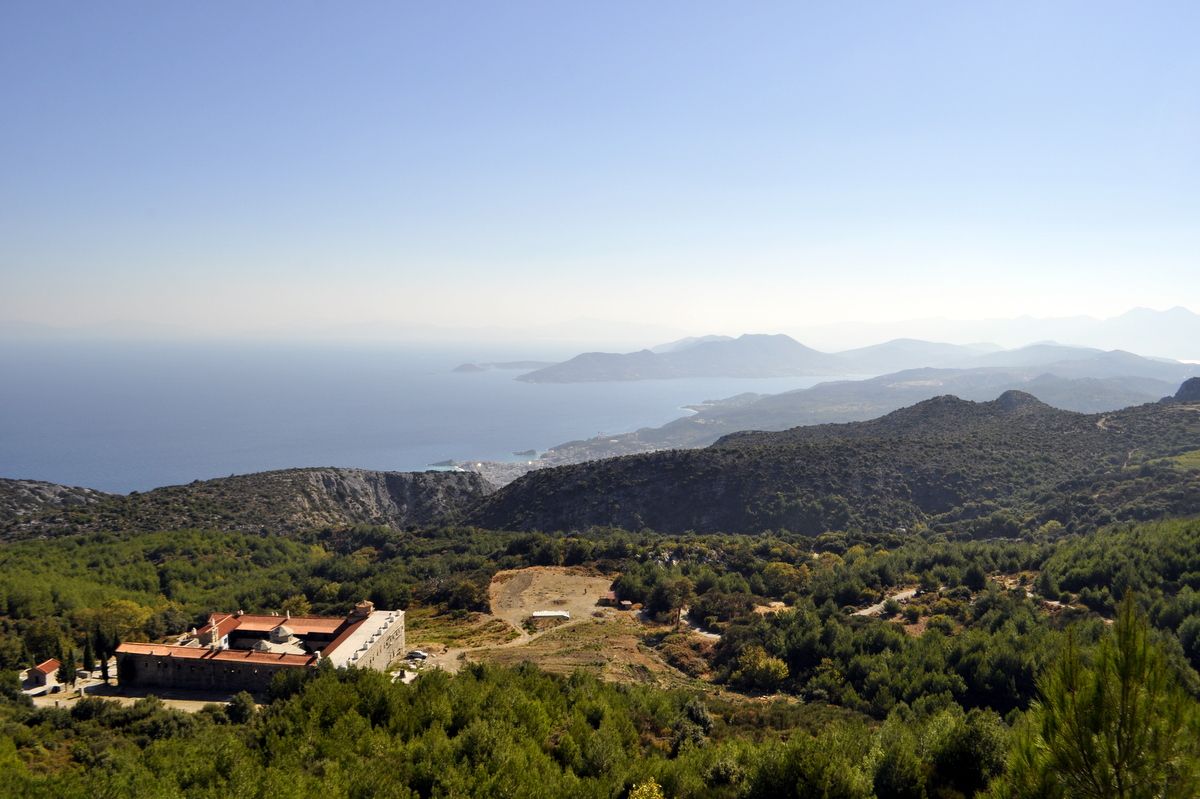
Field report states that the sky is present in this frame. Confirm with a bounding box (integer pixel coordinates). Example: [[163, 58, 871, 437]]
[[2, 1, 1199, 339]]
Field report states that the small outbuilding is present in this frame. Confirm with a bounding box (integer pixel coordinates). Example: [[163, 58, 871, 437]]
[[28, 658, 61, 688], [531, 610, 571, 620]]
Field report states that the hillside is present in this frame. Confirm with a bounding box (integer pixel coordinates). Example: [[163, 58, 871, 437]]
[[0, 479, 112, 523], [1, 468, 493, 540], [526, 368, 1184, 472], [833, 338, 995, 373], [1173, 377, 1200, 402], [469, 391, 1200, 535]]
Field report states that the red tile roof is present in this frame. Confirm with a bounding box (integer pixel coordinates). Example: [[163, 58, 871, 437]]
[[230, 615, 346, 635], [195, 613, 241, 640], [209, 649, 315, 666], [194, 613, 348, 637], [33, 658, 61, 674], [118, 604, 383, 669], [317, 617, 369, 659], [116, 642, 315, 667], [117, 643, 209, 659]]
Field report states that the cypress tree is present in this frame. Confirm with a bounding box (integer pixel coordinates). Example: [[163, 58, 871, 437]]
[[57, 648, 74, 687], [92, 626, 107, 663], [82, 638, 95, 672]]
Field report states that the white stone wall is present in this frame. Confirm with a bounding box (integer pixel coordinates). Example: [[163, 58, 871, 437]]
[[356, 611, 406, 670], [328, 610, 406, 670]]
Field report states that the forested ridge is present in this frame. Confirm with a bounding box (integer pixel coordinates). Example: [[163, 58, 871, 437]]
[[5, 517, 1200, 796], [471, 391, 1200, 534]]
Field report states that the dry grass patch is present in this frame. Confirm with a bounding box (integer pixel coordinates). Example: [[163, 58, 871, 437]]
[[473, 615, 700, 690], [405, 605, 520, 649]]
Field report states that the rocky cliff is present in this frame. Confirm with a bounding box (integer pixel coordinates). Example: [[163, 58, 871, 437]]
[[1, 468, 494, 540], [1174, 377, 1200, 403], [0, 479, 112, 524]]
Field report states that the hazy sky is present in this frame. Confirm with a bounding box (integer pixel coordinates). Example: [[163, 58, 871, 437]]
[[2, 2, 1198, 338]]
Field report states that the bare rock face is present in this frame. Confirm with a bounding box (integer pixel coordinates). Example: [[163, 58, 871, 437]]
[[2, 468, 495, 539], [1175, 378, 1200, 403], [0, 479, 112, 523], [295, 468, 497, 529]]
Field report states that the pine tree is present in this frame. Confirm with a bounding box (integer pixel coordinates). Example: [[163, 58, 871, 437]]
[[994, 596, 1200, 798]]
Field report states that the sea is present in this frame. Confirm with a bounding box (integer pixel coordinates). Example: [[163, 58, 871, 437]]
[[0, 340, 839, 494]]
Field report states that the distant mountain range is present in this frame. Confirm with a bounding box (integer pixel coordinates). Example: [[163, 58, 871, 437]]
[[512, 332, 1197, 384], [516, 334, 998, 383], [789, 306, 1200, 361]]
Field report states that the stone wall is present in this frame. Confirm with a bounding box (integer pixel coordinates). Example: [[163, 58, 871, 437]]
[[354, 612, 406, 671], [116, 653, 310, 694]]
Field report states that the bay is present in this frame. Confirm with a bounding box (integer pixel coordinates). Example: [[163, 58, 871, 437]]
[[0, 341, 839, 493]]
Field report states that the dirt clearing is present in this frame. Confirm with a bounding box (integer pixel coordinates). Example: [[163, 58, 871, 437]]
[[489, 566, 615, 635], [416, 566, 709, 688], [479, 615, 699, 689]]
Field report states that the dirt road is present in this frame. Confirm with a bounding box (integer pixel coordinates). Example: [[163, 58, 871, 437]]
[[854, 587, 918, 617]]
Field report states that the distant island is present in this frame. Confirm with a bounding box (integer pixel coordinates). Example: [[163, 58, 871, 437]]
[[506, 333, 1200, 385], [452, 360, 557, 373], [512, 333, 1010, 383]]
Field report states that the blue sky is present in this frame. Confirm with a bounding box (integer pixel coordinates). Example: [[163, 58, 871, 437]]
[[2, 2, 1198, 337]]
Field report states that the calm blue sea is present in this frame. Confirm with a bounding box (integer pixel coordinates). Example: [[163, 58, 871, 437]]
[[0, 341, 837, 493]]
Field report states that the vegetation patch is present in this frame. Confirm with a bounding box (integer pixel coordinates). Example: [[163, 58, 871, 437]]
[[404, 605, 519, 649]]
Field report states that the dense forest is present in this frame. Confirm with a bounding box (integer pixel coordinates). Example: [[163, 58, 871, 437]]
[[4, 515, 1200, 796], [1, 588, 1197, 797]]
